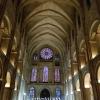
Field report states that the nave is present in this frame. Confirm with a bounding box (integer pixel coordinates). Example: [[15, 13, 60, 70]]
[[0, 0, 100, 100]]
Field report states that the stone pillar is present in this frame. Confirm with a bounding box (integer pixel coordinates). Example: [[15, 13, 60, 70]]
[[0, 0, 8, 24], [12, 90, 18, 100], [2, 87, 12, 100], [96, 83, 100, 99], [74, 90, 82, 100], [84, 88, 90, 100], [11, 61, 23, 100], [74, 31, 86, 100]]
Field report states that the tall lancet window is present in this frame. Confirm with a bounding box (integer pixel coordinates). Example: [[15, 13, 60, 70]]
[[43, 66, 48, 82], [56, 87, 61, 98], [31, 68, 37, 82], [55, 68, 60, 82], [29, 87, 35, 100]]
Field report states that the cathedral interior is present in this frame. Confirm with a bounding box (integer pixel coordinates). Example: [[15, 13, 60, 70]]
[[0, 0, 100, 100]]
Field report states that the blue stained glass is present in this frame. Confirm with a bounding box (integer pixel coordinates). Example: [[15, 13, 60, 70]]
[[29, 87, 35, 100], [40, 48, 53, 60], [31, 68, 37, 82], [56, 88, 61, 98], [43, 66, 48, 82]]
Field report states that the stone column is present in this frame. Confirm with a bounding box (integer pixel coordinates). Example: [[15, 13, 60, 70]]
[[2, 87, 12, 100], [0, 0, 8, 24], [96, 83, 100, 99], [74, 31, 86, 100], [74, 90, 82, 100]]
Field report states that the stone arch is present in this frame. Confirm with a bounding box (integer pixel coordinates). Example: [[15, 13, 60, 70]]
[[84, 73, 91, 88], [0, 15, 11, 34], [39, 87, 52, 97], [0, 15, 11, 55], [89, 20, 100, 59], [79, 40, 88, 68], [95, 61, 100, 83], [84, 72, 94, 100], [97, 66, 100, 83], [40, 88, 50, 98]]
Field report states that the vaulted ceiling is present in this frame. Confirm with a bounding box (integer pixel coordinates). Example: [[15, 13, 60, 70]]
[[19, 0, 80, 82]]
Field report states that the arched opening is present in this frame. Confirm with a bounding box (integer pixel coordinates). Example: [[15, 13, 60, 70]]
[[31, 68, 37, 82], [0, 16, 11, 55], [75, 79, 81, 100], [40, 89, 50, 98], [90, 32, 98, 59], [84, 73, 94, 100], [84, 73, 91, 88], [97, 66, 100, 83], [89, 22, 100, 59], [80, 40, 87, 69], [5, 72, 11, 88], [97, 24, 100, 53], [76, 79, 80, 92]]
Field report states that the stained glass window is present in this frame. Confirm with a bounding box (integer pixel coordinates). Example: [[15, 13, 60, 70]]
[[40, 48, 53, 60], [55, 68, 60, 82], [43, 66, 48, 82], [56, 87, 61, 98], [29, 87, 35, 100], [31, 68, 37, 82]]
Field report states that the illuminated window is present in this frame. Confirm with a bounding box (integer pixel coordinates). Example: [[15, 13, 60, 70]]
[[43, 66, 48, 82], [55, 68, 60, 82], [40, 48, 53, 60], [29, 87, 35, 100], [33, 53, 38, 61], [56, 87, 61, 98], [31, 68, 37, 82]]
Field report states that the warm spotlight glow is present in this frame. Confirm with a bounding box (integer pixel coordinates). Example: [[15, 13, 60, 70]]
[[98, 80, 100, 83], [14, 87, 17, 91], [74, 71, 77, 75], [76, 89, 80, 92], [76, 80, 80, 92], [84, 73, 91, 88], [2, 48, 7, 55], [81, 64, 85, 69], [98, 67, 100, 83], [85, 85, 90, 88], [5, 83, 10, 88], [17, 68, 20, 74], [92, 52, 97, 59], [69, 75, 72, 80]]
